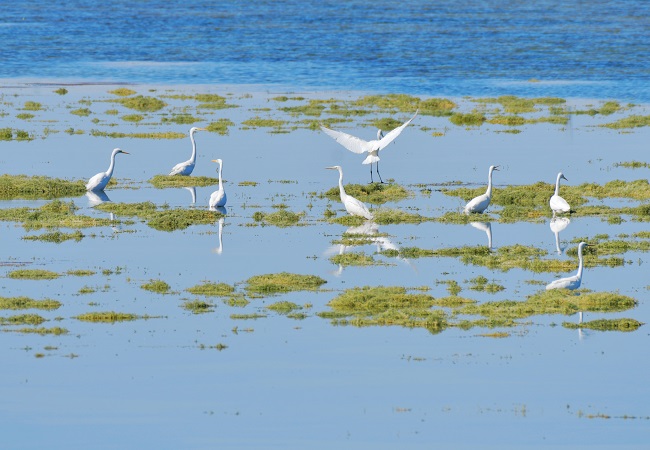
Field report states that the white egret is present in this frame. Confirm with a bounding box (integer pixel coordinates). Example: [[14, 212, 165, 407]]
[[546, 241, 588, 291], [326, 165, 373, 220], [169, 127, 207, 176], [209, 159, 227, 209], [550, 217, 570, 254], [464, 165, 499, 214], [550, 172, 570, 215], [86, 148, 129, 192], [320, 110, 418, 183]]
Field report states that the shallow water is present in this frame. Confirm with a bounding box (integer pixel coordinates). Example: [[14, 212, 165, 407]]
[[1, 86, 650, 449]]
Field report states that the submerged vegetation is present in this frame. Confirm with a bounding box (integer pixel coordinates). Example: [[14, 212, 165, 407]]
[[323, 183, 411, 204], [96, 201, 223, 231], [244, 272, 326, 296], [0, 175, 86, 200]]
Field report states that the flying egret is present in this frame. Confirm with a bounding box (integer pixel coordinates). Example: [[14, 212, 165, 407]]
[[169, 127, 207, 176], [546, 242, 589, 291], [209, 159, 227, 209], [550, 172, 570, 215], [320, 110, 418, 183], [326, 165, 373, 220], [464, 165, 499, 214], [86, 148, 129, 192]]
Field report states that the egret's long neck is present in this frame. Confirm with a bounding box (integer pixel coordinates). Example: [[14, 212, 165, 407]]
[[576, 246, 584, 279], [106, 151, 117, 177], [218, 163, 223, 189], [555, 174, 562, 196], [338, 169, 346, 199], [486, 168, 494, 196], [189, 132, 197, 164]]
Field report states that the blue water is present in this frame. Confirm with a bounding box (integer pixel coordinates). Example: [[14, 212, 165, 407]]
[[2, 0, 649, 101]]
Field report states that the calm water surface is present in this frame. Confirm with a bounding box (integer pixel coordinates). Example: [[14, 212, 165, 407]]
[[0, 86, 649, 448]]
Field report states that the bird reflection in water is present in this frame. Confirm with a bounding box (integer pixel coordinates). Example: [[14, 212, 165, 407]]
[[325, 221, 413, 276], [184, 186, 197, 205], [85, 190, 111, 207], [550, 217, 570, 254], [213, 218, 225, 255], [470, 221, 493, 249]]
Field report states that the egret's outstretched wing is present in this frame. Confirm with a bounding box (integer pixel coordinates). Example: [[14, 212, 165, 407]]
[[376, 110, 418, 151], [320, 126, 372, 154]]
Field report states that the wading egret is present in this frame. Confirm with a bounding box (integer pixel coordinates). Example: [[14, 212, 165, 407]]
[[209, 159, 227, 208], [326, 165, 373, 220], [320, 110, 418, 183], [86, 148, 129, 191], [169, 127, 207, 176], [546, 241, 588, 291], [464, 165, 499, 214], [550, 172, 570, 215]]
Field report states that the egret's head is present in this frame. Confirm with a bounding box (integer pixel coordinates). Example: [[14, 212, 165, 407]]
[[326, 165, 342, 171], [190, 127, 208, 134], [113, 148, 129, 155], [559, 172, 568, 181], [211, 158, 223, 165], [490, 165, 499, 172]]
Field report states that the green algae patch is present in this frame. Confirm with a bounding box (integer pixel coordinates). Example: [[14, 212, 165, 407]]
[[329, 252, 386, 267], [615, 161, 650, 169], [149, 175, 219, 188], [186, 282, 235, 297], [67, 270, 95, 277], [7, 326, 68, 335], [114, 95, 167, 112], [182, 300, 215, 314], [266, 301, 303, 314], [242, 117, 288, 129], [450, 112, 486, 127], [373, 209, 430, 225], [8, 269, 60, 280], [23, 230, 84, 243], [71, 108, 91, 117], [90, 130, 186, 139], [0, 314, 47, 326], [75, 311, 142, 323], [469, 276, 505, 293], [207, 118, 235, 135], [244, 272, 326, 296], [141, 279, 171, 294], [320, 286, 448, 334], [459, 290, 637, 321], [578, 179, 650, 201], [121, 114, 144, 123], [0, 200, 112, 230], [109, 88, 137, 97], [324, 183, 411, 204], [432, 296, 477, 308], [563, 318, 643, 332], [96, 202, 222, 231], [254, 210, 303, 227], [0, 174, 86, 200], [0, 296, 61, 311], [0, 128, 33, 141], [601, 115, 650, 129]]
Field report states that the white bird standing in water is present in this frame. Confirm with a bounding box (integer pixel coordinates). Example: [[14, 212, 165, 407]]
[[326, 165, 373, 220], [550, 172, 571, 215], [86, 148, 129, 191], [546, 241, 589, 291], [320, 110, 418, 183], [209, 159, 227, 209], [169, 127, 207, 176], [464, 165, 499, 214]]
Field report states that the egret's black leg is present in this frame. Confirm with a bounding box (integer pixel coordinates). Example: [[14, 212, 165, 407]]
[[376, 162, 384, 183], [370, 164, 374, 183]]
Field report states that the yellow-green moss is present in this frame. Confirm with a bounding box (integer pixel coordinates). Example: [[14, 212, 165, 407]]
[[245, 272, 326, 295], [7, 269, 60, 280]]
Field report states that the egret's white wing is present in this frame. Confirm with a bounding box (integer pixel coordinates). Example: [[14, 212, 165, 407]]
[[320, 126, 372, 154], [376, 110, 418, 151], [550, 194, 570, 213]]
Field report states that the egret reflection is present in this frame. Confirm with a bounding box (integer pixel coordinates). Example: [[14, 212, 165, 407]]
[[85, 190, 111, 207], [550, 217, 570, 254], [184, 186, 197, 204], [213, 218, 224, 254], [324, 221, 413, 276], [470, 221, 493, 249]]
